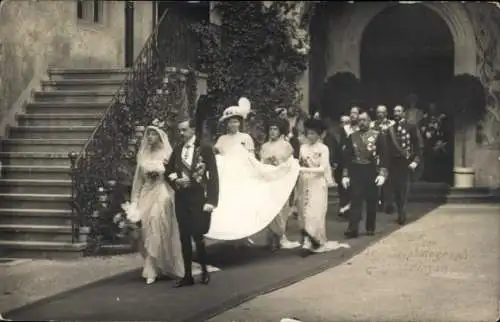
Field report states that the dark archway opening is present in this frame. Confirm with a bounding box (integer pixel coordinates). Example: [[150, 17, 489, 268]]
[[360, 4, 455, 184]]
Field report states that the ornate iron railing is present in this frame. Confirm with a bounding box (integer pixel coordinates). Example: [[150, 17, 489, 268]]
[[69, 8, 200, 252]]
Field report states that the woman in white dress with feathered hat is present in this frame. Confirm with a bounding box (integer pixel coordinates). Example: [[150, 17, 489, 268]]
[[205, 98, 301, 242]]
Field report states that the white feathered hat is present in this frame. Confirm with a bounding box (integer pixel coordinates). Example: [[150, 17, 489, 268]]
[[219, 97, 252, 122]]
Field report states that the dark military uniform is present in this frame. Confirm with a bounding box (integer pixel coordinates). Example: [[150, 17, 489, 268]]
[[386, 119, 423, 224], [342, 129, 388, 236], [370, 119, 396, 210]]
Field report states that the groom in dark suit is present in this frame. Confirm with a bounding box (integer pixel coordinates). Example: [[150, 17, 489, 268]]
[[164, 118, 219, 287]]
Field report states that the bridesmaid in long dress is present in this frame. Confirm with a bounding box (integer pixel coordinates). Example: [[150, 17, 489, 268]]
[[260, 118, 301, 250], [297, 118, 338, 253]]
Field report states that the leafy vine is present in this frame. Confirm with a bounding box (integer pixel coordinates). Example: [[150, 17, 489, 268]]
[[464, 3, 500, 145], [192, 1, 316, 147]]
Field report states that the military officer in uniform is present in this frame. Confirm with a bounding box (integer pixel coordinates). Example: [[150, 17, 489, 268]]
[[370, 105, 395, 211], [386, 105, 423, 225], [342, 111, 388, 238], [370, 105, 395, 133]]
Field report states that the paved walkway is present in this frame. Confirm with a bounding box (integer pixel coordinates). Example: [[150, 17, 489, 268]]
[[2, 203, 435, 321], [210, 204, 500, 322], [0, 253, 143, 313]]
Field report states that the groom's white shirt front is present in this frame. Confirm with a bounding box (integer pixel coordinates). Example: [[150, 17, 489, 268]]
[[182, 135, 196, 167]]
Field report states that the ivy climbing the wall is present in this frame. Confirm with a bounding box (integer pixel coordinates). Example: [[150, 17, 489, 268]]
[[193, 1, 316, 146]]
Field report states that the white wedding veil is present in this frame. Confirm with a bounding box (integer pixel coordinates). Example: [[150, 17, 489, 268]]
[[130, 125, 173, 203]]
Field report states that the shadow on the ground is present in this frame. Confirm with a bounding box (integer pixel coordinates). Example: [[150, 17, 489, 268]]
[[5, 202, 440, 322]]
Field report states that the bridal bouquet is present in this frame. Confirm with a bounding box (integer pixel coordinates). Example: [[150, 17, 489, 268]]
[[120, 201, 142, 223], [299, 153, 321, 168], [113, 205, 141, 242]]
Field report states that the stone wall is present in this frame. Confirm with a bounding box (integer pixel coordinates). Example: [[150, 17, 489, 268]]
[[465, 3, 500, 187], [0, 0, 153, 138]]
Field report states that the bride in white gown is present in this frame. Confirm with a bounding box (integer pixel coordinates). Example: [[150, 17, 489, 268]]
[[125, 124, 218, 284]]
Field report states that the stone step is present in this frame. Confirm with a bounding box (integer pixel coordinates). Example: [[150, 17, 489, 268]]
[[9, 126, 95, 140], [449, 187, 492, 194], [0, 152, 72, 167], [0, 179, 72, 195], [0, 193, 72, 211], [326, 194, 495, 207], [17, 113, 101, 127], [33, 90, 116, 104], [41, 79, 123, 92], [0, 208, 73, 226], [26, 102, 109, 114], [445, 193, 498, 203], [48, 68, 129, 80], [1, 165, 71, 180], [0, 240, 87, 259], [2, 139, 86, 153], [0, 224, 88, 243]]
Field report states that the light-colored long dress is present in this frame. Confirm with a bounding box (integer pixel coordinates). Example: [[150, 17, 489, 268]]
[[297, 141, 349, 252], [214, 132, 255, 155], [260, 138, 295, 238], [206, 132, 300, 241], [133, 156, 184, 280]]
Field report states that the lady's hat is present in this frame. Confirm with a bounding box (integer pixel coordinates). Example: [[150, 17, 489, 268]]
[[219, 97, 252, 122]]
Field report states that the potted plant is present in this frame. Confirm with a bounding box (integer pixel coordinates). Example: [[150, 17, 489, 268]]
[[440, 74, 486, 188]]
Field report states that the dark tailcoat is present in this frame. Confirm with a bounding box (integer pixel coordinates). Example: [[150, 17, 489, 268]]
[[164, 143, 219, 236], [164, 141, 219, 277]]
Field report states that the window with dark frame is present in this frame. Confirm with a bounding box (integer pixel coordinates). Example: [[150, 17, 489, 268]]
[[77, 0, 104, 24]]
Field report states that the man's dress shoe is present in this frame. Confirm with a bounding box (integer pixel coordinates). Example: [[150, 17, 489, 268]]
[[344, 230, 359, 239], [173, 277, 194, 288], [200, 271, 210, 285]]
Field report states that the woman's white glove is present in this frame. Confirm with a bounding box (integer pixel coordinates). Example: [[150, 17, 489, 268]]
[[374, 175, 386, 187], [341, 177, 350, 189]]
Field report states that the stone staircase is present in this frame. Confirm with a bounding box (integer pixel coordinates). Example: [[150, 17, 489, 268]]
[[0, 68, 127, 258]]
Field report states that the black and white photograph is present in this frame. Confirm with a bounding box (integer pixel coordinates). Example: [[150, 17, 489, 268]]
[[0, 1, 499, 321]]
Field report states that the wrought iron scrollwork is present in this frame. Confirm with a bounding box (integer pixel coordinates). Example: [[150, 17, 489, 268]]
[[69, 8, 200, 252]]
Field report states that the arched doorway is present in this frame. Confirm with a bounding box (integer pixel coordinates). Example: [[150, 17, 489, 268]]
[[360, 4, 455, 183], [360, 4, 454, 109]]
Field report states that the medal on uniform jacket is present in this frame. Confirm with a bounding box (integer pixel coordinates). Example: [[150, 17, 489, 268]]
[[392, 122, 412, 159]]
